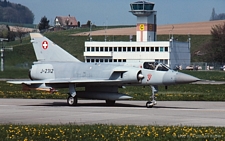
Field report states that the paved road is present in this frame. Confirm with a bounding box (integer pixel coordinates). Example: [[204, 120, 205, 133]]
[[0, 99, 225, 126]]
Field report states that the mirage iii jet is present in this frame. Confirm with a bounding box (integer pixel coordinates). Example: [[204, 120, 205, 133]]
[[7, 33, 200, 108]]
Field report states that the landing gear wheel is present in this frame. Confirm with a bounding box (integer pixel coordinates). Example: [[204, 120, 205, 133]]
[[146, 101, 154, 108], [106, 100, 116, 106], [67, 96, 77, 106]]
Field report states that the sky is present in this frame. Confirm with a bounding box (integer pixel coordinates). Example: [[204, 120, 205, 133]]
[[8, 0, 225, 26]]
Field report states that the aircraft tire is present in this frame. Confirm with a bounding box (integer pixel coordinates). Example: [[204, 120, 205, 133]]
[[67, 96, 77, 106], [146, 101, 153, 108], [106, 100, 116, 105]]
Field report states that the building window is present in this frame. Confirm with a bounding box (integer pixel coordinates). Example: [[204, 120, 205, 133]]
[[100, 47, 103, 52], [164, 59, 168, 64], [132, 47, 135, 52], [100, 59, 103, 62], [109, 47, 112, 51], [165, 47, 168, 52], [160, 47, 164, 52], [105, 47, 108, 52], [87, 47, 90, 52], [91, 47, 94, 52], [151, 47, 154, 52], [137, 47, 140, 52], [114, 47, 117, 52], [123, 59, 126, 62], [87, 59, 90, 62], [155, 47, 159, 52], [96, 47, 99, 52], [146, 47, 149, 52], [109, 59, 112, 62], [160, 59, 163, 63], [114, 59, 117, 62], [91, 59, 94, 62], [118, 47, 122, 52], [118, 59, 122, 62], [123, 47, 126, 52], [105, 59, 108, 62], [128, 47, 131, 52], [141, 47, 145, 52], [96, 59, 99, 62]]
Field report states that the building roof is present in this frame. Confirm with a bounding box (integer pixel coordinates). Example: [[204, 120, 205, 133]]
[[55, 16, 78, 26]]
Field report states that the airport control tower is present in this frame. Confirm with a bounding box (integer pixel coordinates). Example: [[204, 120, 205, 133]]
[[130, 1, 157, 42]]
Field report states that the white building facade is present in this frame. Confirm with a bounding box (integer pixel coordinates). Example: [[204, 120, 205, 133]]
[[84, 40, 190, 69]]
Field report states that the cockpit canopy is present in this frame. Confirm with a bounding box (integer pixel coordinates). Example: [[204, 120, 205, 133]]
[[143, 62, 170, 71]]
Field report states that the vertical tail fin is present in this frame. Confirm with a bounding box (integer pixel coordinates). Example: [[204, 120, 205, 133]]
[[30, 33, 80, 62]]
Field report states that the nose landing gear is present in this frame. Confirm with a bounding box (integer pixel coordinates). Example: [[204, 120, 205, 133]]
[[67, 95, 77, 106], [146, 85, 158, 108]]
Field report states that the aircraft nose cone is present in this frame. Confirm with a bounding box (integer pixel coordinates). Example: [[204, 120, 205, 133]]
[[175, 73, 200, 84]]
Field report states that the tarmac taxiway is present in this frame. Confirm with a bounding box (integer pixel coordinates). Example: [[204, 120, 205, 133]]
[[0, 99, 225, 126]]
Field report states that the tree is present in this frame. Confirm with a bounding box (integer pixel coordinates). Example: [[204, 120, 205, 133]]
[[86, 20, 91, 28], [7, 30, 15, 41], [217, 13, 225, 21], [210, 23, 225, 63], [210, 8, 216, 21], [209, 8, 225, 21], [0, 24, 15, 41], [77, 21, 80, 27], [3, 0, 7, 7], [0, 25, 9, 38], [15, 25, 26, 43], [0, 1, 34, 24], [38, 16, 50, 31], [201, 23, 225, 63]]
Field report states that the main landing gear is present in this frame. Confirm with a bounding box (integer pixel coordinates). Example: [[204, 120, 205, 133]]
[[146, 85, 158, 108], [105, 100, 116, 106], [67, 84, 77, 106]]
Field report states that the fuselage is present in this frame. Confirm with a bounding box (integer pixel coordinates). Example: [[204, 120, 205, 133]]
[[29, 61, 199, 88]]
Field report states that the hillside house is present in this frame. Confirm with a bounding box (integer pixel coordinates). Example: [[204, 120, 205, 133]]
[[54, 15, 78, 28]]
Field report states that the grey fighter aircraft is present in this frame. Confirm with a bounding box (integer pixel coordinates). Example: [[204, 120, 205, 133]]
[[7, 33, 200, 108]]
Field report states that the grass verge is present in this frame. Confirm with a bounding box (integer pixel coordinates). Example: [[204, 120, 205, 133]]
[[0, 124, 224, 141]]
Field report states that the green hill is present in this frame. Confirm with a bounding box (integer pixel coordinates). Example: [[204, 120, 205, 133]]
[[1, 28, 211, 78]]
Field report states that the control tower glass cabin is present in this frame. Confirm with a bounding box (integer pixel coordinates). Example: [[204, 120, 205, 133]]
[[130, 1, 157, 41]]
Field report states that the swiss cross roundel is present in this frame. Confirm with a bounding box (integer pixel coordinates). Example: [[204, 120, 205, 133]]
[[42, 41, 48, 50]]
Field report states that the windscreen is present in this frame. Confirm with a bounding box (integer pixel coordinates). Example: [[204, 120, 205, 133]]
[[143, 62, 156, 70], [156, 64, 169, 71]]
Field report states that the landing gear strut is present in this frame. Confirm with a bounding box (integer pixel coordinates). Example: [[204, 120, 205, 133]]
[[146, 85, 158, 108], [67, 84, 77, 106]]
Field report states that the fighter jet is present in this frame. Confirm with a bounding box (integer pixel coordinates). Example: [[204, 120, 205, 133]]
[[7, 33, 200, 108]]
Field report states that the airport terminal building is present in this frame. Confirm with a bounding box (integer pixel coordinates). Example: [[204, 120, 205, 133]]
[[83, 1, 191, 70]]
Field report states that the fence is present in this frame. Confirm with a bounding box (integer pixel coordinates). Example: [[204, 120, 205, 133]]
[[191, 62, 224, 70]]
